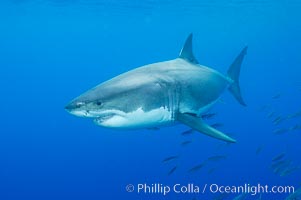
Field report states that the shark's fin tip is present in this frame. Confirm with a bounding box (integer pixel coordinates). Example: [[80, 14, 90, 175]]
[[177, 113, 237, 143], [179, 34, 198, 64]]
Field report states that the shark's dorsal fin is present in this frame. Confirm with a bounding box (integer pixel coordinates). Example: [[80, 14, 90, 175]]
[[179, 33, 198, 64]]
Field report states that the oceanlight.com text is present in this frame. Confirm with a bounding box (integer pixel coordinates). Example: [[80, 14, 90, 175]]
[[209, 183, 295, 196], [125, 183, 295, 196]]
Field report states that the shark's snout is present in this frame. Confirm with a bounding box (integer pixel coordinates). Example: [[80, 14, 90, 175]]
[[65, 104, 73, 111], [65, 101, 85, 111], [65, 100, 103, 118]]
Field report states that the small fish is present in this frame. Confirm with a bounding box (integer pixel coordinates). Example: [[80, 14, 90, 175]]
[[181, 140, 192, 146], [181, 129, 195, 136], [207, 168, 216, 174], [215, 142, 233, 150], [188, 163, 205, 173], [290, 124, 301, 131], [272, 152, 286, 162], [273, 128, 289, 135], [272, 160, 292, 174], [167, 166, 177, 176], [258, 104, 270, 112], [267, 111, 276, 119], [207, 155, 227, 162], [285, 186, 301, 200], [272, 116, 281, 122], [256, 145, 263, 155], [280, 165, 300, 177], [201, 113, 217, 120], [232, 193, 248, 200], [162, 155, 179, 163], [274, 119, 284, 126], [272, 93, 281, 99], [271, 159, 290, 169], [213, 193, 229, 200], [287, 110, 301, 119], [256, 193, 262, 200], [273, 116, 285, 125], [211, 123, 223, 128], [273, 164, 289, 175]]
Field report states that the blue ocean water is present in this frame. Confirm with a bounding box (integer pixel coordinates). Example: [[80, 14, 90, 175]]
[[0, 0, 301, 199]]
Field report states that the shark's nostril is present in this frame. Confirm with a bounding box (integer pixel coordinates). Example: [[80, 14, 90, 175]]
[[65, 104, 77, 111], [65, 102, 84, 110], [65, 104, 72, 110]]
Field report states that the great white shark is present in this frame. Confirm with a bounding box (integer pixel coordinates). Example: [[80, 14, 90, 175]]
[[65, 34, 247, 143]]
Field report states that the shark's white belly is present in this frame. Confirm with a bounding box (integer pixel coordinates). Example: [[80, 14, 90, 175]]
[[94, 107, 173, 129]]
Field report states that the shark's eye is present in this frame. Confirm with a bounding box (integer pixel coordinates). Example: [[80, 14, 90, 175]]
[[96, 101, 102, 106]]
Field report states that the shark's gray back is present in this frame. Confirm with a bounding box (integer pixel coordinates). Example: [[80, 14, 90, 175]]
[[89, 58, 231, 117]]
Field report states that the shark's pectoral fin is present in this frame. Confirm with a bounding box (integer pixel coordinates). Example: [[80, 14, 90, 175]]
[[177, 113, 236, 143]]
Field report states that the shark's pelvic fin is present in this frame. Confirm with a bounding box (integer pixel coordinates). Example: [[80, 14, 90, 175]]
[[179, 33, 198, 64], [177, 113, 236, 143], [227, 46, 248, 106]]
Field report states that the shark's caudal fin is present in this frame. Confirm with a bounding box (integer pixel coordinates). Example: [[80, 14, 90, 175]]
[[227, 46, 248, 106], [179, 33, 199, 64], [177, 113, 236, 143]]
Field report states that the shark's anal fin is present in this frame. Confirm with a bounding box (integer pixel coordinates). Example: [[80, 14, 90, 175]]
[[177, 113, 236, 143], [179, 33, 198, 64], [227, 46, 248, 106]]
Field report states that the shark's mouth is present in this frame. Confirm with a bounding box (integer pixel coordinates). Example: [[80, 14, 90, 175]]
[[95, 113, 116, 122], [93, 107, 172, 129], [68, 110, 91, 117], [93, 110, 125, 123]]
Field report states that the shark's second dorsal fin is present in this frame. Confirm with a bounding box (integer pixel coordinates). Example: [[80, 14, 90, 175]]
[[179, 33, 198, 64]]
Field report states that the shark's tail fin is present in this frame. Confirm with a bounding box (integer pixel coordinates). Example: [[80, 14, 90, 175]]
[[227, 46, 248, 106]]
